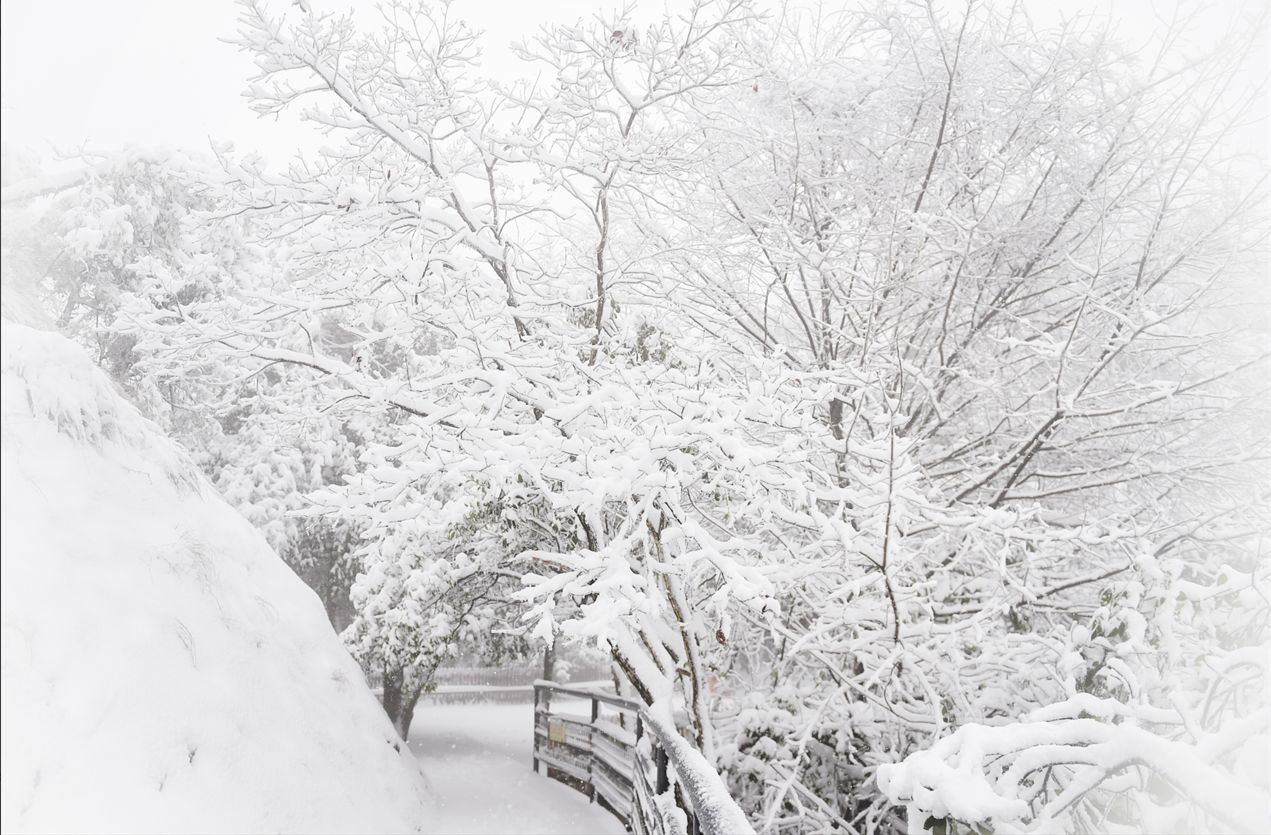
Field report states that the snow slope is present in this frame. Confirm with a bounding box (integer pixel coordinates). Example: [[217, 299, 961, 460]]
[[0, 323, 431, 833]]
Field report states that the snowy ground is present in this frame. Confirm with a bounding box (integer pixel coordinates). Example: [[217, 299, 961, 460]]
[[410, 700, 624, 835]]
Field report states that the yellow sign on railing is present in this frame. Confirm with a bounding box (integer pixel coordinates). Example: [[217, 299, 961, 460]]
[[548, 719, 567, 743]]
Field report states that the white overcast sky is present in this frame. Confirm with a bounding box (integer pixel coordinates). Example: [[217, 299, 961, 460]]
[[0, 0, 595, 162], [1, 0, 1266, 165]]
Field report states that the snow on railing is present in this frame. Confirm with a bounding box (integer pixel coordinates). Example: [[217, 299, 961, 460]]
[[532, 680, 756, 835]]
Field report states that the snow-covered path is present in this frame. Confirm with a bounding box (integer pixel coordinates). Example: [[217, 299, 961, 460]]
[[410, 701, 625, 835]]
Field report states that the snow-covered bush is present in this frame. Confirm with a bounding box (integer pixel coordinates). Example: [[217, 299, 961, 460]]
[[878, 553, 1270, 833]]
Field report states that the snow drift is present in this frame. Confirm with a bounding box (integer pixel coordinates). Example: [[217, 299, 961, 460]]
[[0, 322, 431, 833]]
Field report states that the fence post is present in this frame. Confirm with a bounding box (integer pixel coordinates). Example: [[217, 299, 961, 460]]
[[532, 683, 541, 774], [655, 744, 669, 794], [589, 695, 600, 802]]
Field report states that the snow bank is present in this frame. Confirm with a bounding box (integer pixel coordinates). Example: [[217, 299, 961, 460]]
[[0, 323, 431, 833]]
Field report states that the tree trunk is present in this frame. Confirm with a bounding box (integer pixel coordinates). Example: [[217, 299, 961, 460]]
[[382, 665, 413, 739], [321, 575, 339, 629], [381, 665, 401, 716], [380, 664, 426, 740], [395, 693, 419, 740], [540, 637, 557, 712]]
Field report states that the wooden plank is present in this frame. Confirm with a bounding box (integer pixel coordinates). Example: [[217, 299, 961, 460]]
[[591, 760, 633, 797], [537, 710, 591, 727], [592, 717, 638, 747], [593, 769, 634, 818], [536, 748, 592, 783], [592, 745, 635, 782], [533, 726, 590, 749], [535, 723, 594, 752]]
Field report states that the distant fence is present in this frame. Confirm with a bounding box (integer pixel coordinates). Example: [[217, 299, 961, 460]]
[[366, 660, 611, 704]]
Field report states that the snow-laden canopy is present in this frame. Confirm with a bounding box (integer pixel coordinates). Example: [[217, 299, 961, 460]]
[[0, 321, 431, 833]]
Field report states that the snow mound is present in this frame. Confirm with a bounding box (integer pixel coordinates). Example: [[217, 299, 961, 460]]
[[0, 323, 431, 833]]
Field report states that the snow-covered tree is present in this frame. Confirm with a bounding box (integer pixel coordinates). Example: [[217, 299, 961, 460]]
[[159, 0, 777, 752], [660, 3, 1270, 831], [84, 0, 1268, 830], [1, 149, 371, 632]]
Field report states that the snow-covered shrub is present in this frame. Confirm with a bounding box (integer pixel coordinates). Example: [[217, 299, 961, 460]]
[[879, 545, 1271, 833]]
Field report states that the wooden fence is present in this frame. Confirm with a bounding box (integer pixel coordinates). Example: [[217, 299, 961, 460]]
[[533, 680, 756, 835]]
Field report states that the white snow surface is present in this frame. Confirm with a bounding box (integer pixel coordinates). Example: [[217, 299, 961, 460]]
[[409, 700, 624, 835], [0, 323, 431, 833]]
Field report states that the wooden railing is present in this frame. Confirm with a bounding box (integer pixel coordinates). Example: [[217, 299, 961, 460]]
[[533, 681, 755, 835]]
